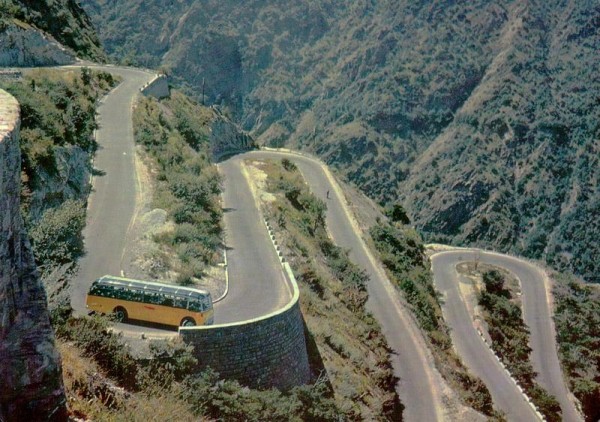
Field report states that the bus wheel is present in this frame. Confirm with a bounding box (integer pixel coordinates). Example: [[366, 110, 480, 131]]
[[113, 307, 128, 322], [181, 317, 196, 327]]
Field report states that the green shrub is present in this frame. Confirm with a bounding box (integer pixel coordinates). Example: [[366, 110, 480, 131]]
[[478, 270, 561, 421], [133, 95, 223, 282], [29, 199, 86, 267], [183, 370, 339, 421], [281, 158, 297, 172]]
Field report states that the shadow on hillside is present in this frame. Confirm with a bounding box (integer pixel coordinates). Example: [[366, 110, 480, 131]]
[[302, 317, 332, 391]]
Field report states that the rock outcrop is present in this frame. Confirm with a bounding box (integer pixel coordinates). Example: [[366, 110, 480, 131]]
[[0, 89, 67, 421], [210, 107, 256, 159], [0, 23, 76, 67]]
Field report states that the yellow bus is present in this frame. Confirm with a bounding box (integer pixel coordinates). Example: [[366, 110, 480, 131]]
[[85, 275, 214, 327]]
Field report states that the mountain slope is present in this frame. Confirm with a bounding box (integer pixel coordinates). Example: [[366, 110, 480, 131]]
[[82, 0, 599, 282], [0, 0, 105, 60]]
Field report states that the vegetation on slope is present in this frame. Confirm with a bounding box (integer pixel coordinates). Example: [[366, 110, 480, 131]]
[[553, 273, 600, 421], [1, 68, 118, 274], [0, 0, 105, 60], [133, 94, 223, 284], [369, 219, 497, 417], [83, 0, 600, 283], [256, 158, 402, 419], [53, 311, 337, 421], [477, 270, 561, 421]]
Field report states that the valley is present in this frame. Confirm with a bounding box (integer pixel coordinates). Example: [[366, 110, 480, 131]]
[[83, 0, 600, 285], [0, 1, 598, 421]]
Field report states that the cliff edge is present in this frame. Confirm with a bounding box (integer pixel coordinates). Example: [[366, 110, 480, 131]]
[[0, 89, 67, 421]]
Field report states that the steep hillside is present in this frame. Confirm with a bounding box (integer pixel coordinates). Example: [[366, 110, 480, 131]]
[[82, 0, 599, 282], [0, 0, 105, 60], [0, 89, 67, 421]]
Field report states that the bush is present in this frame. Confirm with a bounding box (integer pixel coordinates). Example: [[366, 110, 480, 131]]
[[29, 199, 86, 267], [479, 270, 561, 421], [385, 203, 410, 224], [139, 339, 197, 388], [56, 315, 139, 389], [281, 158, 297, 172], [182, 370, 339, 421]]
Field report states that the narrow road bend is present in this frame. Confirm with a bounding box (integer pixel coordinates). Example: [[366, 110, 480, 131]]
[[243, 150, 443, 422], [431, 250, 581, 422], [70, 66, 155, 315], [69, 67, 291, 334], [215, 155, 290, 323]]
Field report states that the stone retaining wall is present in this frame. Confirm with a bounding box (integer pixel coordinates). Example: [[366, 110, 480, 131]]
[[179, 263, 310, 390]]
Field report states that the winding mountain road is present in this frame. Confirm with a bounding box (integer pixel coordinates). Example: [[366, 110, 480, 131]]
[[69, 66, 291, 337], [431, 249, 581, 422], [66, 66, 575, 421], [242, 150, 444, 422], [70, 66, 155, 315]]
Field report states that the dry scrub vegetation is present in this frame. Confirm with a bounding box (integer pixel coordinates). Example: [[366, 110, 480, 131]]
[[250, 158, 402, 420], [85, 0, 600, 284], [133, 94, 223, 286]]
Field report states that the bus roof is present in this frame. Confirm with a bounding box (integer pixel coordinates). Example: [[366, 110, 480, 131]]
[[93, 275, 211, 299]]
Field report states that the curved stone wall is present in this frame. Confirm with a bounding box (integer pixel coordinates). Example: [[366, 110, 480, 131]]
[[0, 90, 67, 420], [179, 263, 310, 390]]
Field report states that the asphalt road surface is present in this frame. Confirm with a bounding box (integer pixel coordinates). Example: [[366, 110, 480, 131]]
[[215, 155, 291, 323], [69, 68, 291, 335], [431, 250, 581, 422], [70, 66, 155, 315], [243, 150, 443, 422]]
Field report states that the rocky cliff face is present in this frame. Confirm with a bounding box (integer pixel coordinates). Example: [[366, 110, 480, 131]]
[[210, 106, 256, 159], [1, 0, 105, 61], [0, 89, 67, 421], [0, 23, 76, 67]]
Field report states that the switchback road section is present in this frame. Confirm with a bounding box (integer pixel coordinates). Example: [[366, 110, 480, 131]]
[[242, 149, 444, 422], [214, 155, 291, 323], [431, 249, 581, 422], [69, 69, 292, 335], [70, 66, 155, 315]]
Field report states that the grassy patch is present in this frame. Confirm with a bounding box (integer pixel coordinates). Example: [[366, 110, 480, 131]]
[[133, 93, 222, 284]]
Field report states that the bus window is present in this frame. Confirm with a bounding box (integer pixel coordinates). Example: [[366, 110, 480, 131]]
[[161, 295, 174, 307], [123, 288, 144, 302], [144, 292, 162, 305], [173, 297, 188, 309], [188, 299, 204, 312]]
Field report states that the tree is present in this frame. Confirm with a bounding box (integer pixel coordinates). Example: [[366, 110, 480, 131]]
[[482, 270, 505, 295], [385, 203, 411, 224]]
